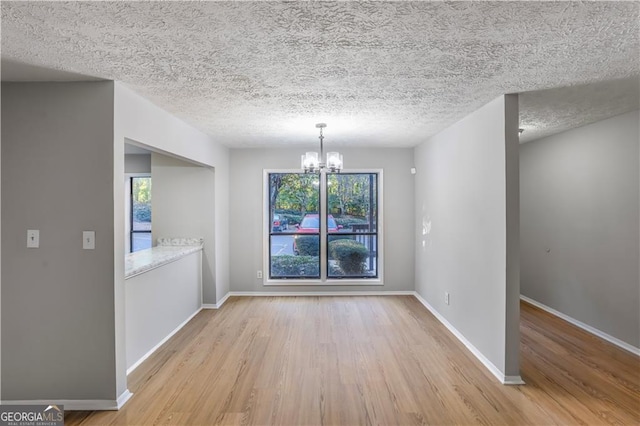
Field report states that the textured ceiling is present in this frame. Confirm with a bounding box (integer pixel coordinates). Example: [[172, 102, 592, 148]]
[[1, 1, 639, 148], [519, 77, 639, 143]]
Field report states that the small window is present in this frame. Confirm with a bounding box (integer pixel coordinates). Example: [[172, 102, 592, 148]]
[[130, 176, 152, 252]]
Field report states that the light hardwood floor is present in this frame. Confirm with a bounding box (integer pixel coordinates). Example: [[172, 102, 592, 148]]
[[66, 296, 639, 425]]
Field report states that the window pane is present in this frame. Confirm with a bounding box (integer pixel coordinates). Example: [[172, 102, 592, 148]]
[[132, 232, 152, 252], [269, 173, 319, 233], [271, 236, 319, 278], [328, 234, 377, 278], [327, 173, 377, 232], [269, 173, 320, 278], [132, 177, 152, 232]]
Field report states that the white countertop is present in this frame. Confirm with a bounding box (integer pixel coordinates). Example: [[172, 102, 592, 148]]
[[125, 239, 203, 279]]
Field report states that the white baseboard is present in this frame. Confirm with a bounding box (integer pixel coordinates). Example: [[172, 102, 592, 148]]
[[412, 292, 524, 385], [116, 389, 134, 409], [202, 292, 231, 309], [216, 292, 231, 307], [126, 308, 202, 375], [226, 290, 415, 297], [520, 295, 640, 356], [503, 375, 526, 385], [2, 389, 133, 410]]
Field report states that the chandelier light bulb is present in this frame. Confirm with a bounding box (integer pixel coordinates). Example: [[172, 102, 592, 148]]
[[301, 151, 320, 172], [326, 152, 343, 172]]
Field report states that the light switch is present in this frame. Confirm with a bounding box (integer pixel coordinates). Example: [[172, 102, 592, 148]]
[[27, 229, 40, 248], [83, 231, 95, 250]]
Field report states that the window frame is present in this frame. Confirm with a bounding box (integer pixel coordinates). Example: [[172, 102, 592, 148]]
[[128, 175, 152, 253], [263, 168, 383, 286]]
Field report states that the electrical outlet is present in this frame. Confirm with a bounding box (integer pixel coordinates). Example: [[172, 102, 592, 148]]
[[257, 270, 263, 279], [445, 292, 450, 305]]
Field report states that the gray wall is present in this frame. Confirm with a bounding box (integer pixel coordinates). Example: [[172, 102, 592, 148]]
[[520, 110, 640, 348], [124, 153, 151, 174], [229, 147, 415, 292], [1, 82, 117, 400], [0, 82, 2, 403], [414, 95, 521, 380], [151, 153, 216, 302]]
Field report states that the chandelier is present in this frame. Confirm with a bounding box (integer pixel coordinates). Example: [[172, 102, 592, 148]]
[[301, 123, 343, 173]]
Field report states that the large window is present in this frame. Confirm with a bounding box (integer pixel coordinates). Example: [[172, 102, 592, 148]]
[[130, 176, 152, 252], [267, 171, 380, 283]]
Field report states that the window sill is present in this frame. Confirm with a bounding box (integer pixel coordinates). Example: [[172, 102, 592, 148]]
[[264, 279, 383, 286]]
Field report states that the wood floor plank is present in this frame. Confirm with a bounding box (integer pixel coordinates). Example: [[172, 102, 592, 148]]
[[65, 296, 640, 425]]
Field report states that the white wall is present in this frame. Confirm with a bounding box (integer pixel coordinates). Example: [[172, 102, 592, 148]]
[[113, 82, 230, 398], [151, 153, 216, 301], [414, 95, 521, 382], [229, 147, 415, 293], [126, 250, 202, 371], [1, 82, 117, 402], [520, 110, 640, 349]]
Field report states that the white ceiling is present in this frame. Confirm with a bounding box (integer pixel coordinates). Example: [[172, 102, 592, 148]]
[[1, 1, 638, 147]]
